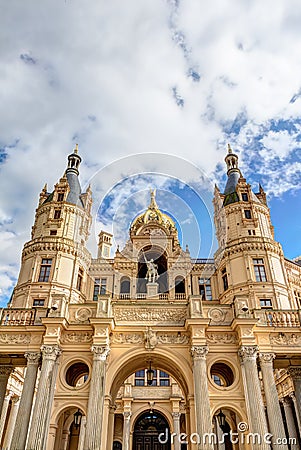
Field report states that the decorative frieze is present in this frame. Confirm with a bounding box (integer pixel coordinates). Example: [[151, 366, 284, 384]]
[[206, 332, 237, 344], [113, 306, 187, 324], [270, 333, 301, 346], [110, 331, 190, 345], [111, 333, 144, 344], [0, 333, 31, 345], [61, 332, 93, 343]]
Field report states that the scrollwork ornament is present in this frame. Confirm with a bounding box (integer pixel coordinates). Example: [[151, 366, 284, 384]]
[[25, 352, 41, 365], [238, 345, 258, 361], [91, 345, 110, 361], [288, 367, 301, 380], [41, 345, 62, 361], [191, 345, 209, 360], [258, 353, 275, 365]]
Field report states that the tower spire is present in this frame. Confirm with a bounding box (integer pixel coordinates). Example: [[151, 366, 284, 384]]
[[66, 143, 82, 176], [224, 143, 240, 175]]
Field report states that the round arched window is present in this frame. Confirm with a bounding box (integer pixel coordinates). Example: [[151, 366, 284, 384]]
[[210, 362, 234, 387], [66, 362, 89, 387]]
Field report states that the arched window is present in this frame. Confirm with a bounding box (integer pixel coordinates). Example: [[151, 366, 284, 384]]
[[175, 276, 185, 294], [120, 277, 130, 294]]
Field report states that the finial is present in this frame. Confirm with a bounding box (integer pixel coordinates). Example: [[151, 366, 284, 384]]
[[149, 188, 158, 209], [227, 143, 232, 154], [74, 143, 79, 154]]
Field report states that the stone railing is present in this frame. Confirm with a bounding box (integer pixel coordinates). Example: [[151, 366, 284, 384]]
[[159, 293, 169, 300], [175, 293, 186, 300], [254, 309, 301, 327], [0, 308, 37, 326], [119, 293, 131, 300]]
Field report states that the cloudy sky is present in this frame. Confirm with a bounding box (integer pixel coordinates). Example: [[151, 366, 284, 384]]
[[1, 0, 301, 304]]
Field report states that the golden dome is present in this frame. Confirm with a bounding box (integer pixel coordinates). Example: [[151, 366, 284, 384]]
[[130, 189, 177, 235]]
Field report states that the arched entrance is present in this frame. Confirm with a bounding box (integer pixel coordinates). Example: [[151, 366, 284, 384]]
[[133, 410, 171, 450]]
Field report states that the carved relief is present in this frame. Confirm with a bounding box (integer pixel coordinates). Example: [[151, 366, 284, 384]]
[[61, 332, 93, 343], [113, 307, 187, 324], [75, 307, 93, 323], [206, 333, 237, 344], [208, 308, 226, 323], [0, 333, 31, 345], [157, 333, 190, 344], [111, 333, 144, 344], [270, 333, 301, 346]]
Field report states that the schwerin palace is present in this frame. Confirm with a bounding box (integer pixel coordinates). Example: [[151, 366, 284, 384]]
[[0, 145, 301, 450]]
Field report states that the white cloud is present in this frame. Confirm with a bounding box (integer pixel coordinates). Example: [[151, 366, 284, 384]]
[[0, 0, 301, 302]]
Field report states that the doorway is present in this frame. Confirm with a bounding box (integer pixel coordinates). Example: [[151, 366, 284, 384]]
[[133, 410, 171, 450]]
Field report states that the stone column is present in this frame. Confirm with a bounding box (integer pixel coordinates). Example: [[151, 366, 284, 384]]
[[78, 416, 86, 450], [238, 346, 270, 450], [281, 397, 300, 450], [26, 345, 61, 450], [122, 412, 131, 450], [0, 366, 13, 415], [106, 405, 116, 450], [291, 393, 301, 433], [288, 367, 301, 422], [0, 392, 12, 443], [259, 353, 288, 449], [172, 412, 181, 450], [2, 396, 20, 449], [83, 345, 110, 450], [10, 351, 41, 450], [191, 345, 213, 450]]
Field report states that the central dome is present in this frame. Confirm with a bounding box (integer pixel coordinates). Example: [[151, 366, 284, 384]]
[[130, 189, 177, 236]]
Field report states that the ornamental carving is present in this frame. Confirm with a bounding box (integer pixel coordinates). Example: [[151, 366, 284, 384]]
[[238, 345, 258, 361], [61, 332, 93, 344], [41, 345, 62, 360], [258, 353, 275, 364], [288, 367, 301, 380], [270, 333, 301, 346], [206, 333, 237, 344], [0, 333, 31, 345], [111, 333, 144, 344], [157, 333, 190, 345], [91, 345, 110, 361], [208, 308, 226, 323], [0, 366, 13, 376], [75, 307, 93, 323], [191, 345, 209, 360], [113, 307, 187, 324], [25, 352, 41, 365]]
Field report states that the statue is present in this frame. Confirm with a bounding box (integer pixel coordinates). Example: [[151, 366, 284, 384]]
[[145, 258, 158, 283], [144, 327, 158, 350]]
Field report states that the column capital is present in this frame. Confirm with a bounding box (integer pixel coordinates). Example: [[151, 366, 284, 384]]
[[238, 345, 258, 361], [41, 345, 61, 361], [123, 411, 132, 419], [191, 345, 208, 360], [259, 352, 275, 365], [288, 367, 301, 380], [172, 412, 181, 419], [280, 396, 291, 406], [11, 396, 19, 405], [91, 345, 110, 360], [0, 365, 13, 376], [25, 352, 41, 365]]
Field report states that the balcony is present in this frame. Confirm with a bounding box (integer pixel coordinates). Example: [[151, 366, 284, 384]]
[[0, 308, 37, 326], [254, 309, 301, 327]]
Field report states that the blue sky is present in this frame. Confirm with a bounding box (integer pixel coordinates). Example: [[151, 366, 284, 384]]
[[0, 0, 301, 305]]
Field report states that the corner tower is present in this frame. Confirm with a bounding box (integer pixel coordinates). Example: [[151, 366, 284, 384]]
[[214, 145, 290, 311], [11, 145, 92, 310]]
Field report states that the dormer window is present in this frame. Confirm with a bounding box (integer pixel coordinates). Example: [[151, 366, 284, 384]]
[[57, 193, 64, 202], [242, 193, 248, 202]]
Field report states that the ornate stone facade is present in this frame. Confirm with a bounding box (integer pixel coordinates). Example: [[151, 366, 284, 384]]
[[0, 145, 301, 450]]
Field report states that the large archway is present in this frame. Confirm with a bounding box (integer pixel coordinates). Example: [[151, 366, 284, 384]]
[[133, 410, 171, 450]]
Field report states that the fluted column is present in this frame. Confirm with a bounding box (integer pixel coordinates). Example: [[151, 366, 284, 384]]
[[281, 397, 300, 450], [172, 412, 181, 450], [78, 416, 86, 450], [288, 367, 301, 423], [26, 345, 61, 450], [84, 345, 110, 450], [238, 346, 270, 450], [10, 351, 40, 450], [0, 392, 12, 443], [106, 405, 116, 450], [291, 393, 301, 433], [2, 396, 19, 449], [122, 412, 131, 450], [191, 345, 213, 450], [259, 353, 288, 449], [0, 366, 13, 414]]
